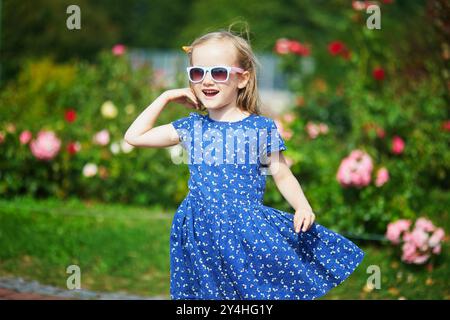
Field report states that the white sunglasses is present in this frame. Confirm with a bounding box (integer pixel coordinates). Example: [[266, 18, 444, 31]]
[[186, 65, 245, 83]]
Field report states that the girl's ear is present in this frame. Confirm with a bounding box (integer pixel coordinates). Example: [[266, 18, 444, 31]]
[[237, 71, 250, 89]]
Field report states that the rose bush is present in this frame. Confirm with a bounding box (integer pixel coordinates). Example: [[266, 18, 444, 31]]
[[0, 47, 191, 206], [386, 218, 446, 265]]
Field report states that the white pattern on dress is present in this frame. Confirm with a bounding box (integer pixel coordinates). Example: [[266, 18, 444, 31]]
[[169, 112, 365, 300]]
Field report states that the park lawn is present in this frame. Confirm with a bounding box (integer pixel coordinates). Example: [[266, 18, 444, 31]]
[[0, 196, 448, 299], [0, 196, 173, 297]]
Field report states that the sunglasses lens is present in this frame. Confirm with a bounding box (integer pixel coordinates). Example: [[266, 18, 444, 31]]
[[189, 68, 204, 82], [211, 67, 228, 81]]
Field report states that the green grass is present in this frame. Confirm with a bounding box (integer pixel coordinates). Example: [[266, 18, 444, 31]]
[[0, 196, 173, 296], [319, 243, 449, 300], [0, 196, 448, 299]]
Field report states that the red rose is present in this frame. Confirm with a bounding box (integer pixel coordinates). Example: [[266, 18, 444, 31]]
[[373, 67, 385, 81], [289, 41, 310, 56], [65, 109, 77, 123], [67, 141, 81, 155], [442, 120, 450, 132], [328, 41, 345, 56], [275, 38, 310, 56]]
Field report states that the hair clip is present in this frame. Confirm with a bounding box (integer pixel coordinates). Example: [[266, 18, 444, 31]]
[[182, 46, 192, 54]]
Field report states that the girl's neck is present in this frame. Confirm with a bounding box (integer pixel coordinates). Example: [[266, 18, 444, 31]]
[[207, 105, 251, 122]]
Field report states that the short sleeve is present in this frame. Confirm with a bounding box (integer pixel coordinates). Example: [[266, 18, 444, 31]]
[[171, 112, 198, 149], [265, 119, 287, 155]]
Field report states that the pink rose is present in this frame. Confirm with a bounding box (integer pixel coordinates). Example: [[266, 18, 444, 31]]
[[112, 44, 126, 56], [20, 130, 33, 145], [274, 38, 291, 55], [93, 129, 110, 146], [282, 112, 296, 124], [410, 228, 429, 250], [337, 150, 373, 187], [274, 39, 310, 56], [388, 217, 443, 265], [402, 231, 413, 242], [336, 149, 373, 188], [29, 130, 61, 161], [352, 1, 366, 11], [391, 136, 405, 154], [428, 228, 445, 248], [432, 244, 441, 254], [415, 217, 435, 232], [306, 122, 328, 139], [352, 1, 378, 11], [401, 241, 429, 264], [375, 167, 389, 187], [306, 122, 320, 139], [401, 241, 417, 263], [274, 119, 293, 140], [413, 254, 430, 264], [386, 219, 411, 244]]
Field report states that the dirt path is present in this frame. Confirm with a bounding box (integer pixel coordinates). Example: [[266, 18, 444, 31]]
[[0, 277, 168, 300]]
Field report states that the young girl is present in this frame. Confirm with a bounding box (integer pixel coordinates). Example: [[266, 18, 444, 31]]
[[124, 30, 365, 300]]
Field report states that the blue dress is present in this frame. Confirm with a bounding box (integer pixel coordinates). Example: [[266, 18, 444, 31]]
[[170, 112, 365, 300]]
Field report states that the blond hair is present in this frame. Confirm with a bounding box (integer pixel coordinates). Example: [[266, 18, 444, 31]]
[[184, 25, 262, 115]]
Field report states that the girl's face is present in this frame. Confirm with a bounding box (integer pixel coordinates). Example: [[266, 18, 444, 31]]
[[190, 40, 250, 111]]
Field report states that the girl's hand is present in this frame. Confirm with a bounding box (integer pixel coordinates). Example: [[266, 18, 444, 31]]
[[162, 88, 202, 110], [294, 209, 316, 233]]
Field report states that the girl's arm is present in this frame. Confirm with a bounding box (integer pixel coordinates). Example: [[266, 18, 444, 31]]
[[267, 152, 316, 233], [124, 88, 200, 148]]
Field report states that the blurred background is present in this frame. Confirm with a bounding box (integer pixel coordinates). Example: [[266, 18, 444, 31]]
[[0, 0, 448, 299]]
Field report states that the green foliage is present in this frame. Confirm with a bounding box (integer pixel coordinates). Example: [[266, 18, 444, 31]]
[[1, 0, 118, 80], [1, 0, 448, 236], [1, 0, 193, 82], [267, 1, 449, 235], [0, 197, 448, 298], [0, 49, 191, 207]]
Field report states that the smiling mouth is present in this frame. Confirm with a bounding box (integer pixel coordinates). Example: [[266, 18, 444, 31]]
[[202, 89, 220, 97]]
